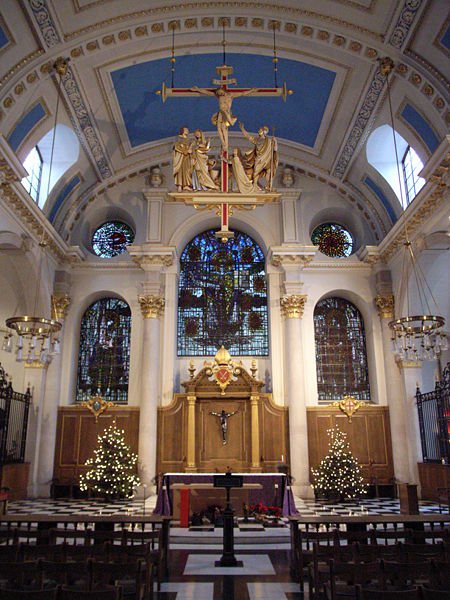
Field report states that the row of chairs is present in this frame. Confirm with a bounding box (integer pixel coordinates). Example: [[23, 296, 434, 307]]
[[355, 585, 450, 600], [321, 556, 450, 599], [291, 527, 450, 595], [0, 585, 123, 599], [0, 557, 151, 599]]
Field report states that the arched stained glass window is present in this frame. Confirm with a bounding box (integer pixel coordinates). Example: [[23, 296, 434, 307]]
[[76, 297, 131, 404], [177, 229, 269, 356], [314, 297, 370, 403]]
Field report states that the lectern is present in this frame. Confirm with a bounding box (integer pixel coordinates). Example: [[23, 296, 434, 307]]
[[213, 473, 243, 567]]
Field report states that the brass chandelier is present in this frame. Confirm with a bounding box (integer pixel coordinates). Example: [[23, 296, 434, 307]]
[[379, 57, 447, 362]]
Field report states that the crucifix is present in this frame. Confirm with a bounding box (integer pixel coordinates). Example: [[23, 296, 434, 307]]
[[159, 63, 291, 240]]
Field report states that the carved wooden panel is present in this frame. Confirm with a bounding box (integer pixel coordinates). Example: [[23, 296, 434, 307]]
[[307, 406, 394, 484], [156, 394, 186, 473], [197, 399, 249, 471], [418, 463, 450, 500], [259, 395, 289, 470], [53, 407, 139, 485]]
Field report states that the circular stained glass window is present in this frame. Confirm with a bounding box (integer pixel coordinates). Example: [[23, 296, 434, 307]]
[[311, 223, 353, 258], [92, 221, 134, 258]]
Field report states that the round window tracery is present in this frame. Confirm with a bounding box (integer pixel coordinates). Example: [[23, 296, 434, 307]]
[[92, 221, 135, 258], [311, 223, 353, 258]]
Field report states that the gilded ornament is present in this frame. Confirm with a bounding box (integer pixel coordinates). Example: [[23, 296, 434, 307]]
[[40, 62, 51, 74], [218, 17, 231, 27], [14, 83, 25, 95], [138, 295, 165, 319], [333, 35, 346, 45], [410, 73, 422, 85], [332, 396, 366, 423], [151, 23, 163, 33], [374, 294, 395, 319], [280, 294, 307, 319], [252, 18, 264, 28], [135, 26, 147, 37], [269, 20, 280, 31], [51, 295, 71, 321], [235, 17, 247, 27], [396, 63, 408, 74], [434, 97, 444, 110], [26, 72, 38, 83], [317, 31, 330, 41], [102, 35, 114, 45], [86, 41, 99, 51], [118, 30, 131, 41], [349, 41, 362, 53], [365, 48, 378, 58], [301, 26, 313, 36], [422, 84, 434, 96], [201, 17, 213, 27], [204, 346, 241, 395], [82, 395, 115, 423], [71, 47, 83, 58], [285, 23, 297, 33], [3, 97, 13, 108], [184, 19, 197, 29]]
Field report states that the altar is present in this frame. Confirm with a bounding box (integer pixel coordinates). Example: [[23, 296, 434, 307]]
[[153, 472, 297, 516]]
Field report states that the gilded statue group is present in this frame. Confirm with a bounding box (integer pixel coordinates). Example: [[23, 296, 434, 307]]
[[173, 86, 278, 193]]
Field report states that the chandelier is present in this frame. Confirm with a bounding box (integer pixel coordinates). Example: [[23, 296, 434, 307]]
[[379, 57, 447, 361], [3, 58, 68, 365]]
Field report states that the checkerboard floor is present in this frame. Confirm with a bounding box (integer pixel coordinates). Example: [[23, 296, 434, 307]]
[[5, 495, 444, 516]]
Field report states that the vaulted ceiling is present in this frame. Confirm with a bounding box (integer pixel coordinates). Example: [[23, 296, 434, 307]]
[[0, 1, 448, 242]]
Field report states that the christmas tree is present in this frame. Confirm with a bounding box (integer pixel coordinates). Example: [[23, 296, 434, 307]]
[[311, 426, 367, 500], [80, 422, 140, 499]]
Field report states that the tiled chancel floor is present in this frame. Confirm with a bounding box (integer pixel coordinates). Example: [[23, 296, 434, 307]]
[[4, 496, 447, 599]]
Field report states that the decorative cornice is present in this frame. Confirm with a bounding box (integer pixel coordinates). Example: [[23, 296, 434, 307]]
[[374, 294, 395, 319], [332, 62, 388, 179], [51, 294, 71, 321], [270, 246, 316, 268], [128, 245, 176, 270], [28, 0, 62, 48], [388, 0, 425, 50], [280, 294, 307, 319], [138, 294, 165, 319]]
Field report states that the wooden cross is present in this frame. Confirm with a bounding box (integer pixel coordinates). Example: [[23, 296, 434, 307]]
[[159, 64, 290, 239]]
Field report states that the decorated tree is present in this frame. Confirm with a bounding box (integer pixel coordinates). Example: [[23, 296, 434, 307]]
[[311, 426, 367, 500], [80, 423, 140, 499]]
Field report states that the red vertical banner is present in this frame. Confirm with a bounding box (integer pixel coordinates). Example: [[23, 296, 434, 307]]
[[179, 487, 190, 528]]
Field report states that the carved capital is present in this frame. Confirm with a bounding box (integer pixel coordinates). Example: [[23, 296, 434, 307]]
[[374, 294, 395, 319], [280, 294, 307, 318], [187, 395, 197, 406], [51, 294, 71, 321], [138, 294, 165, 318]]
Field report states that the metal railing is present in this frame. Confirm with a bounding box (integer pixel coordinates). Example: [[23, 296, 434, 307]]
[[416, 362, 450, 464], [0, 363, 31, 465]]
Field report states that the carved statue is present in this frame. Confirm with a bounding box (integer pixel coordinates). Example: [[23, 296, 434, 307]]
[[192, 129, 219, 191], [173, 126, 194, 191], [190, 85, 257, 153], [239, 122, 278, 191], [210, 409, 238, 445]]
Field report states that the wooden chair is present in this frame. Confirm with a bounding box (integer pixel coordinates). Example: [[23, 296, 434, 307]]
[[370, 527, 409, 545], [402, 542, 446, 562], [123, 528, 163, 591], [20, 542, 68, 562], [90, 559, 146, 600], [39, 560, 92, 590], [0, 561, 41, 590], [59, 586, 123, 600], [307, 539, 354, 600], [353, 541, 404, 563], [380, 559, 432, 589], [430, 559, 450, 590], [437, 487, 450, 514], [49, 527, 92, 546], [0, 589, 59, 599], [62, 543, 107, 562], [421, 587, 450, 600], [405, 527, 450, 544], [324, 558, 382, 600], [0, 544, 20, 561], [355, 585, 423, 600], [291, 527, 338, 589]]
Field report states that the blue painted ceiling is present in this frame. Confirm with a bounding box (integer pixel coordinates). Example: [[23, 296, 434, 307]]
[[111, 53, 336, 149]]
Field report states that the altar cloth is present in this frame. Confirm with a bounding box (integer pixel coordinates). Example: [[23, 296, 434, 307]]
[[153, 472, 297, 516]]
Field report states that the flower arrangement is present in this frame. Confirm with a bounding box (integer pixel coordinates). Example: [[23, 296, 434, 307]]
[[245, 502, 283, 525]]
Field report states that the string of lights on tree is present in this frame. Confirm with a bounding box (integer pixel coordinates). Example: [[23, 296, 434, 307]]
[[79, 423, 140, 499], [311, 426, 367, 500]]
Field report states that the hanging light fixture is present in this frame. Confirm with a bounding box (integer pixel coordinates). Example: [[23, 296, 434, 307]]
[[4, 57, 69, 365], [379, 57, 448, 362]]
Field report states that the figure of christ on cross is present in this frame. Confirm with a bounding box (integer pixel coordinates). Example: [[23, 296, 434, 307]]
[[210, 409, 238, 445]]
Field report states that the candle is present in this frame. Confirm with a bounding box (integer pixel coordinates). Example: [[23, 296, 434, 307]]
[[281, 454, 284, 463]]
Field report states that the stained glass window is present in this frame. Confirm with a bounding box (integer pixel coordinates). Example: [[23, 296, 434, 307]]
[[402, 145, 425, 206], [92, 221, 134, 258], [76, 298, 131, 404], [311, 223, 353, 258], [177, 229, 269, 356], [314, 297, 370, 403]]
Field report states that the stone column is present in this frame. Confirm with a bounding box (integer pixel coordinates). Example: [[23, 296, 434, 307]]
[[34, 294, 71, 496], [375, 293, 413, 484], [26, 364, 48, 497], [185, 394, 197, 472], [250, 394, 261, 471], [281, 294, 311, 497], [398, 360, 423, 486], [137, 294, 164, 488]]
